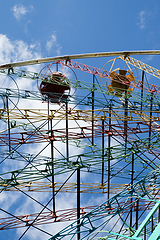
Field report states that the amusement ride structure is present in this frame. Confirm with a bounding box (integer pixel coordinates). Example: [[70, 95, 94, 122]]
[[0, 50, 160, 239]]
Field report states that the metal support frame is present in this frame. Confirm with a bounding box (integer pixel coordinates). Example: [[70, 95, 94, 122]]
[[102, 118, 104, 185], [107, 103, 111, 200], [92, 75, 95, 146], [49, 170, 160, 240], [77, 168, 80, 240], [141, 71, 144, 113], [0, 51, 160, 240], [149, 92, 153, 148], [124, 87, 128, 155], [136, 199, 139, 230], [6, 95, 11, 152], [66, 100, 69, 162], [130, 153, 134, 230], [50, 120, 55, 214], [133, 201, 160, 239], [48, 98, 56, 214]]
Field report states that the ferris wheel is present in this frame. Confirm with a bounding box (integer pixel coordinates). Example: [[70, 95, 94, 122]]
[[0, 50, 160, 240]]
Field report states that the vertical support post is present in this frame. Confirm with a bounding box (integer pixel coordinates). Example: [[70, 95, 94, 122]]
[[56, 61, 58, 72], [141, 71, 144, 113], [77, 168, 80, 240], [92, 75, 95, 146], [66, 99, 69, 162], [151, 216, 154, 232], [51, 131, 55, 214], [107, 103, 111, 200], [6, 96, 11, 152], [136, 199, 139, 230], [47, 98, 55, 213], [130, 153, 134, 229], [50, 117, 56, 215], [144, 226, 146, 240], [48, 98, 55, 213], [124, 87, 128, 156], [48, 98, 50, 131], [101, 118, 104, 185], [149, 92, 153, 148]]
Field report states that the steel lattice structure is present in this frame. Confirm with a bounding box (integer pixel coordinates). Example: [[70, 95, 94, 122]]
[[0, 51, 160, 240]]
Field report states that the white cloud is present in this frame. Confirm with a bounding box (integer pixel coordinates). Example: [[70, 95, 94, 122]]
[[137, 10, 152, 30], [0, 34, 41, 65], [138, 10, 146, 29], [12, 5, 34, 21], [46, 35, 57, 52], [12, 5, 28, 20], [46, 34, 62, 55]]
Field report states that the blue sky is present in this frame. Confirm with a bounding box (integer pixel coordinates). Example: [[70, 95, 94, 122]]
[[0, 1, 160, 240], [0, 1, 160, 62]]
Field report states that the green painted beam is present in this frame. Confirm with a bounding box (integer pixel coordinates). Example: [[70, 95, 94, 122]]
[[96, 231, 142, 239], [133, 201, 160, 238], [148, 222, 160, 240]]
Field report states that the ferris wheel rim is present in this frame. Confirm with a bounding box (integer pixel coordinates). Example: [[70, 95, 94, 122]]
[[0, 50, 160, 69]]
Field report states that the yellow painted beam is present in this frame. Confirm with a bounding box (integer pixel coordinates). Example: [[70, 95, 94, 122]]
[[1, 181, 158, 194]]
